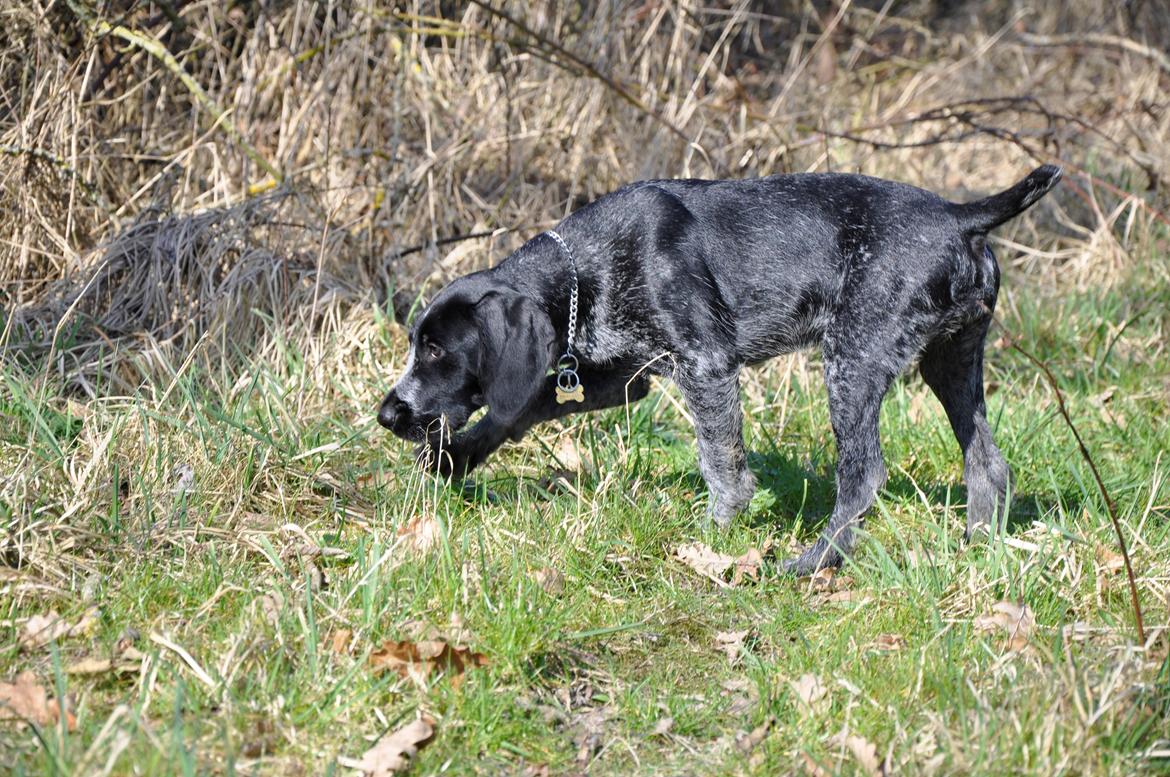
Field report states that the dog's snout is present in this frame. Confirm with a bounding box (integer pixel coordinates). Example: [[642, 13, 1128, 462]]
[[377, 392, 409, 430]]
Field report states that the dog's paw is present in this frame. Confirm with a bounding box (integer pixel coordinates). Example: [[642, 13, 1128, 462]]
[[781, 543, 843, 576]]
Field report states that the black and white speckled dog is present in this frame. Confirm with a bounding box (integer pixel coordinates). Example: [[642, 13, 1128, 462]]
[[377, 165, 1062, 573]]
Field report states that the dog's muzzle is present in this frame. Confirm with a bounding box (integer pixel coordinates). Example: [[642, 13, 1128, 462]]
[[377, 391, 411, 433]]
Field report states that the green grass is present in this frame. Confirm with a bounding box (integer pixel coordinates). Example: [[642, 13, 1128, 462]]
[[2, 252, 1169, 776]]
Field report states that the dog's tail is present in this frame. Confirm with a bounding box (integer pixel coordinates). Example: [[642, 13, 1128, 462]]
[[950, 165, 1063, 233]]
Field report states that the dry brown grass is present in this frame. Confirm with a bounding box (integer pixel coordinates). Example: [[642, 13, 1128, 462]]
[[3, 0, 1167, 377], [2, 3, 1169, 775]]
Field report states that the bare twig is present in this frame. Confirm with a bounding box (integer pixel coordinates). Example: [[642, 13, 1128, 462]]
[[1005, 334, 1146, 644], [1018, 31, 1170, 74], [466, 0, 691, 145]]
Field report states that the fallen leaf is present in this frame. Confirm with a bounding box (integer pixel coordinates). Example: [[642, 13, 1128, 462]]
[[829, 732, 884, 776], [531, 567, 566, 596], [65, 647, 145, 676], [735, 715, 775, 753], [824, 589, 871, 605], [398, 514, 440, 555], [20, 607, 98, 650], [675, 541, 771, 587], [330, 628, 354, 655], [172, 463, 195, 496], [258, 592, 283, 628], [870, 633, 906, 652], [721, 678, 759, 716], [1096, 547, 1125, 575], [344, 715, 435, 775], [675, 542, 735, 583], [715, 629, 751, 664], [572, 707, 611, 766], [553, 436, 584, 472], [800, 751, 832, 777], [0, 672, 75, 730], [790, 673, 830, 717], [799, 566, 836, 591], [731, 546, 766, 586], [974, 601, 1034, 651], [369, 639, 488, 687]]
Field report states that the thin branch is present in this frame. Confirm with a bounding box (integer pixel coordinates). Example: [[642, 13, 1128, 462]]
[[466, 0, 691, 145], [1004, 333, 1146, 645]]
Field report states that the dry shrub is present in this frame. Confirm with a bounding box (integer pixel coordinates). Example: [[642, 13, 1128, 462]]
[[2, 0, 1167, 387]]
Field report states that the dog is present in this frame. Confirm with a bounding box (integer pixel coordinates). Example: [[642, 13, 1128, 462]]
[[378, 165, 1061, 573]]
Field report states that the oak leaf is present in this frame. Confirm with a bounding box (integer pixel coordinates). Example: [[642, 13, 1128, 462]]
[[0, 672, 76, 730], [974, 601, 1034, 652], [398, 514, 440, 555], [344, 716, 435, 775], [369, 639, 487, 687], [790, 673, 829, 717]]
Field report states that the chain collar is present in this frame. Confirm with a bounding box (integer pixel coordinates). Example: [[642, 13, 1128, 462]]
[[545, 230, 584, 403]]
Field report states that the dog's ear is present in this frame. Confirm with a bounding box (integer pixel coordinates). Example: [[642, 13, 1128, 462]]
[[474, 290, 555, 428]]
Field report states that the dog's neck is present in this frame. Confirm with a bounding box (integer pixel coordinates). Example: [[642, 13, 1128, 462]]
[[493, 232, 586, 354]]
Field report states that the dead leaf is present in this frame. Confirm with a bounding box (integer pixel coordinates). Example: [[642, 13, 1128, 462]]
[[675, 542, 735, 583], [829, 732, 885, 776], [0, 672, 76, 730], [799, 566, 837, 592], [824, 589, 871, 605], [398, 514, 440, 555], [330, 628, 354, 655], [65, 647, 145, 676], [731, 547, 765, 586], [721, 678, 759, 716], [790, 673, 829, 717], [369, 639, 488, 687], [258, 592, 282, 628], [172, 463, 195, 496], [1096, 547, 1125, 575], [20, 607, 98, 650], [553, 436, 585, 472], [675, 541, 771, 587], [572, 707, 611, 766], [800, 751, 831, 777], [870, 633, 906, 652], [974, 601, 1034, 651], [735, 715, 775, 753], [715, 629, 751, 664], [344, 715, 435, 775], [531, 567, 566, 596]]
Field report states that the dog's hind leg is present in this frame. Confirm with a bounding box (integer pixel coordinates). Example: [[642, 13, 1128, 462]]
[[784, 349, 898, 574], [919, 318, 1011, 540], [676, 364, 755, 527]]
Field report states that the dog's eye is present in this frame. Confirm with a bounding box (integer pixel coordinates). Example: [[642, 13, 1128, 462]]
[[425, 342, 444, 361]]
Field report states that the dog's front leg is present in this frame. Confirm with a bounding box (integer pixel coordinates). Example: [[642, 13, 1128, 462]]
[[676, 364, 755, 527], [420, 368, 651, 479]]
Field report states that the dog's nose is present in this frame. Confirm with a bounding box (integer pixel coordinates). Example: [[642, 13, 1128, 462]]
[[377, 393, 408, 430]]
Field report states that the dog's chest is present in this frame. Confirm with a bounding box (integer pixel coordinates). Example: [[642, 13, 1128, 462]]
[[576, 316, 627, 363]]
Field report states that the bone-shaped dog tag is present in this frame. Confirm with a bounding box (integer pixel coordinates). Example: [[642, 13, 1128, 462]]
[[556, 384, 584, 404]]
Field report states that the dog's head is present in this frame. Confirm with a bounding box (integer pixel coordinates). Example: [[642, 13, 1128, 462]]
[[377, 274, 556, 441]]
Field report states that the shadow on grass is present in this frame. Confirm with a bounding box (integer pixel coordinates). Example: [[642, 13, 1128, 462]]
[[454, 444, 1078, 544], [650, 448, 1075, 540]]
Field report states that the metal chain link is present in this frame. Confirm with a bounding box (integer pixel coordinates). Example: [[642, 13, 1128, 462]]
[[546, 229, 578, 354], [546, 229, 585, 401]]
